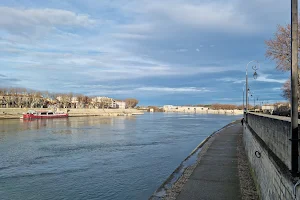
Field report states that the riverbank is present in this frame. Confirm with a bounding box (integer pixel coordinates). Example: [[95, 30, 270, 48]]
[[0, 108, 144, 119], [150, 120, 258, 200], [164, 109, 243, 115]]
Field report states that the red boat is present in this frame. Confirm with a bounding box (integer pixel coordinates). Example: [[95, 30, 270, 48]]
[[22, 110, 68, 119]]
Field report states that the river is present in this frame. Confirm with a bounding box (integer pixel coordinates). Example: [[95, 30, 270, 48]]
[[0, 113, 241, 200]]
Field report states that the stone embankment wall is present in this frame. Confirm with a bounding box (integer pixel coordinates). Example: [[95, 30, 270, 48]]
[[243, 113, 300, 199], [0, 108, 143, 119], [165, 109, 243, 115]]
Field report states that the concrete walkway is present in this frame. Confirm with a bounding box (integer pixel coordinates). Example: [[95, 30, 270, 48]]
[[176, 123, 242, 200]]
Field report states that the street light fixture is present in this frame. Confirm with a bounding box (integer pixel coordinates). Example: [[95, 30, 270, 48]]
[[252, 64, 259, 80], [253, 71, 258, 79], [245, 60, 260, 121]]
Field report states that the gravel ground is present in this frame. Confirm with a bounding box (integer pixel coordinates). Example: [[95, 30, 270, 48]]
[[237, 128, 260, 200], [159, 134, 216, 200]]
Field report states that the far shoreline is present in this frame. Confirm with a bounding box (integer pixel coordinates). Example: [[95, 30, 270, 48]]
[[0, 108, 144, 120], [0, 108, 243, 120]]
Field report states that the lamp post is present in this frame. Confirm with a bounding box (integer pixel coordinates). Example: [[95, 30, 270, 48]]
[[290, 0, 298, 176], [245, 60, 259, 121], [243, 83, 246, 111], [250, 92, 253, 110], [249, 91, 254, 110], [256, 97, 259, 111]]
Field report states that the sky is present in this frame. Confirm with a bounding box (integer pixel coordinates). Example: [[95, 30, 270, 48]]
[[0, 0, 292, 106]]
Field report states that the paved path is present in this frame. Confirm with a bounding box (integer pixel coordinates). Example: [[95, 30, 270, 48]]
[[176, 123, 242, 200]]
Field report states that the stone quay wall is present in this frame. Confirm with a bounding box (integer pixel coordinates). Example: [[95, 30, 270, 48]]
[[164, 108, 243, 115], [243, 113, 300, 199], [0, 108, 143, 119]]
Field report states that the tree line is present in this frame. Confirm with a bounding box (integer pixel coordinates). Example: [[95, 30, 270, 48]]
[[0, 87, 138, 109]]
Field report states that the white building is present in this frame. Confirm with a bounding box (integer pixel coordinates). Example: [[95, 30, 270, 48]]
[[163, 105, 174, 111], [163, 105, 209, 112], [109, 99, 117, 108], [116, 101, 126, 109], [262, 105, 275, 114], [56, 96, 63, 102], [91, 96, 112, 103], [71, 97, 78, 104], [91, 97, 126, 109]]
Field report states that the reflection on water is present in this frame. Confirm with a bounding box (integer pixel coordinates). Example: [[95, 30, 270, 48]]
[[0, 113, 240, 200], [0, 116, 136, 135]]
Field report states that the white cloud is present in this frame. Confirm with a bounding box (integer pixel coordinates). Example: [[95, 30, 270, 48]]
[[256, 75, 286, 83], [135, 1, 257, 33], [0, 7, 95, 37], [112, 33, 150, 39], [0, 0, 289, 102], [120, 0, 288, 35], [272, 87, 281, 91], [176, 49, 188, 52], [78, 64, 239, 81], [218, 78, 245, 84], [136, 87, 209, 93], [117, 23, 154, 33], [219, 74, 287, 84], [56, 84, 210, 95]]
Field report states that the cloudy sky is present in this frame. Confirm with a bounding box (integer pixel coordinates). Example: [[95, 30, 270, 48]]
[[0, 0, 291, 105]]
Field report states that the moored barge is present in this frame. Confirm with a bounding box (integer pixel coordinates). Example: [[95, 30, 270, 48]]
[[22, 110, 68, 119]]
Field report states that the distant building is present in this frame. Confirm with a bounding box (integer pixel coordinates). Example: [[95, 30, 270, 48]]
[[262, 105, 275, 114], [71, 97, 78, 104], [163, 105, 174, 111], [91, 97, 126, 109], [91, 96, 113, 108], [274, 103, 290, 111], [91, 96, 112, 103], [70, 97, 79, 108], [56, 96, 63, 102], [116, 101, 126, 109], [111, 99, 117, 108], [163, 105, 209, 112]]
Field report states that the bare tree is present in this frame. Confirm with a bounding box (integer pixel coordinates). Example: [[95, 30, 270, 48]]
[[100, 98, 112, 109], [265, 23, 300, 100], [82, 96, 91, 108], [76, 94, 85, 108], [0, 87, 132, 109], [125, 98, 139, 108], [265, 24, 300, 71]]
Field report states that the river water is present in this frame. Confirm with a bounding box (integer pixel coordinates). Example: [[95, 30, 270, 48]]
[[0, 113, 241, 200]]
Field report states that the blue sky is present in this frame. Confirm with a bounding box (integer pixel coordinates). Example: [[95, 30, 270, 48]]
[[0, 0, 291, 105]]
